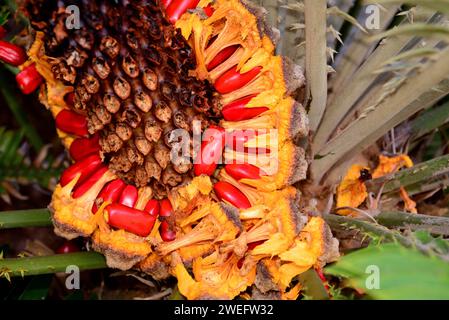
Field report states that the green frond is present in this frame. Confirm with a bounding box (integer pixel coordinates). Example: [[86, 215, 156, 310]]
[[369, 23, 449, 42], [365, 0, 449, 16]]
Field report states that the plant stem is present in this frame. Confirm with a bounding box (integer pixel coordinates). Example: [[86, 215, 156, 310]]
[[0, 252, 107, 277], [323, 213, 431, 255], [376, 211, 449, 236], [366, 154, 449, 194], [324, 213, 409, 243], [0, 208, 51, 229]]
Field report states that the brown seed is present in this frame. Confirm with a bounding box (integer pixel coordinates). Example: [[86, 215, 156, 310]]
[[100, 132, 123, 153], [161, 82, 175, 100], [82, 74, 100, 94], [53, 61, 76, 84], [126, 30, 139, 50], [94, 105, 112, 125], [173, 111, 190, 131], [103, 94, 121, 114], [122, 54, 139, 78], [162, 167, 183, 187], [73, 95, 86, 112], [154, 102, 172, 123], [145, 157, 162, 180], [113, 77, 131, 100], [100, 36, 120, 59], [135, 166, 150, 187], [142, 68, 158, 91], [122, 105, 142, 128], [127, 143, 144, 165], [110, 150, 133, 173], [75, 30, 94, 50], [154, 144, 170, 170], [173, 159, 192, 174], [65, 48, 88, 68], [92, 57, 111, 79], [87, 113, 104, 134], [144, 119, 162, 142], [76, 86, 91, 103], [134, 90, 153, 112], [116, 122, 133, 141], [135, 136, 152, 156]]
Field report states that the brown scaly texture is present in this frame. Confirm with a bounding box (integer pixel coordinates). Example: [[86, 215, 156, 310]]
[[23, 0, 220, 197]]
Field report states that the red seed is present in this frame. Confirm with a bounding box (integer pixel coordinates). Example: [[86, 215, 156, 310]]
[[222, 95, 269, 121], [203, 4, 214, 17], [56, 241, 80, 254], [166, 0, 200, 24], [0, 40, 26, 66], [144, 199, 160, 217], [159, 198, 173, 217], [248, 240, 266, 250], [194, 125, 226, 176], [106, 204, 156, 237], [161, 0, 173, 7], [214, 66, 262, 94], [207, 45, 238, 71], [92, 179, 126, 213], [60, 154, 102, 187], [15, 64, 44, 95], [69, 134, 100, 161], [118, 185, 138, 208], [214, 181, 251, 209], [72, 166, 109, 199], [225, 163, 262, 181], [55, 109, 89, 137], [160, 221, 176, 242], [64, 92, 75, 106]]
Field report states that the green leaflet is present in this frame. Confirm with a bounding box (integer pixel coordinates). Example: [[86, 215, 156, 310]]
[[325, 242, 449, 299]]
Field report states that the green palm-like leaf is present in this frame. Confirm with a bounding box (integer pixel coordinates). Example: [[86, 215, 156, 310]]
[[325, 242, 449, 299]]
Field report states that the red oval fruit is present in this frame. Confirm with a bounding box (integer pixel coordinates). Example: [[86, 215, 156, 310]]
[[194, 125, 226, 176], [55, 109, 89, 137], [203, 4, 214, 17], [60, 154, 102, 187], [72, 166, 109, 199], [92, 179, 126, 213], [118, 185, 138, 208], [161, 0, 173, 7], [166, 0, 200, 24], [144, 199, 160, 217], [0, 40, 26, 66], [225, 163, 262, 181], [207, 45, 238, 71], [222, 95, 269, 121], [16, 64, 44, 95], [64, 92, 75, 107], [106, 204, 156, 237], [159, 198, 173, 217], [69, 134, 100, 161], [214, 181, 251, 209], [160, 221, 176, 242], [214, 66, 262, 94]]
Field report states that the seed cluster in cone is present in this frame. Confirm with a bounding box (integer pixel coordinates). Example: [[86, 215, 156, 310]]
[[22, 0, 339, 300]]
